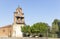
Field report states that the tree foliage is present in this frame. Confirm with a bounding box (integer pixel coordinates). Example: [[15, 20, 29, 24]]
[[52, 19, 59, 34], [21, 19, 60, 37], [21, 22, 49, 36], [31, 22, 49, 33], [21, 25, 31, 33]]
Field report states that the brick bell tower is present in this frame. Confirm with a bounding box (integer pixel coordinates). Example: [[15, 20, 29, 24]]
[[12, 6, 25, 37]]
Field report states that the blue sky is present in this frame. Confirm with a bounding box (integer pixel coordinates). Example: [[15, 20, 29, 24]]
[[0, 0, 60, 27]]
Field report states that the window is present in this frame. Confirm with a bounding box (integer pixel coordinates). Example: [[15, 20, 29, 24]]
[[3, 30, 5, 32]]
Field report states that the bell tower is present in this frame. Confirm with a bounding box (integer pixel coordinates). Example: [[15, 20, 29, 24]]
[[12, 6, 25, 37], [14, 6, 25, 24]]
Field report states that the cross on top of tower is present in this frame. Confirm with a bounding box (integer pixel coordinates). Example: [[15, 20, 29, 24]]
[[18, 5, 20, 8], [16, 5, 22, 10]]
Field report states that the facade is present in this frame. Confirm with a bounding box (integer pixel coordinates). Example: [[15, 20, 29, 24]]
[[0, 25, 12, 37], [0, 7, 25, 37]]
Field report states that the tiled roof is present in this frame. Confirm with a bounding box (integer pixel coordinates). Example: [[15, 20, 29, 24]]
[[0, 25, 12, 29]]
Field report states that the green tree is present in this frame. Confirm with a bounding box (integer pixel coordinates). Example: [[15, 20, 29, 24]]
[[21, 25, 30, 33], [21, 25, 31, 37], [51, 19, 59, 38], [21, 22, 49, 37], [52, 19, 59, 34], [31, 22, 49, 37], [31, 22, 49, 33]]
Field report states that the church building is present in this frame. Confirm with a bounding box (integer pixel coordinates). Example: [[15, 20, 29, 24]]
[[0, 7, 25, 37]]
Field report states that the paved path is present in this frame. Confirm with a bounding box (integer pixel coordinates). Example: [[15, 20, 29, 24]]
[[0, 37, 59, 39]]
